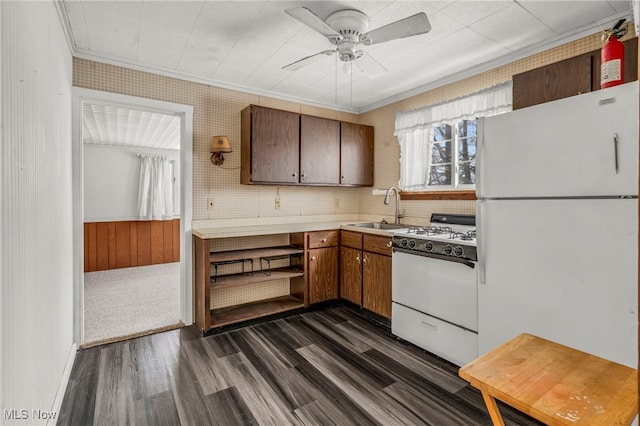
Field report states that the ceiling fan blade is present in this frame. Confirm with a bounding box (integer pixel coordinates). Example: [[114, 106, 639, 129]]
[[354, 52, 387, 78], [282, 49, 336, 71], [361, 12, 431, 46], [285, 7, 343, 43]]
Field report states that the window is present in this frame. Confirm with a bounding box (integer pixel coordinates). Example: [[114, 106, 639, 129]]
[[395, 82, 512, 192], [427, 120, 476, 189]]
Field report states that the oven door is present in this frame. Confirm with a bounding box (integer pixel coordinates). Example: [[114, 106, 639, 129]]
[[392, 249, 478, 332]]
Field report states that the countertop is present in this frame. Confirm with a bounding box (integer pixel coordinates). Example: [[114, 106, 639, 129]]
[[193, 221, 406, 239]]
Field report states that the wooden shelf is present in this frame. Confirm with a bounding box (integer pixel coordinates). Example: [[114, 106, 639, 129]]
[[195, 233, 309, 333], [210, 266, 304, 290], [210, 295, 304, 328], [209, 246, 303, 263]]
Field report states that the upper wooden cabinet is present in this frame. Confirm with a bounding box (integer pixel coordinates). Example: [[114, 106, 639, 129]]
[[300, 115, 340, 185], [341, 122, 374, 186], [241, 105, 374, 187], [513, 38, 638, 110], [513, 54, 592, 110], [241, 105, 300, 184]]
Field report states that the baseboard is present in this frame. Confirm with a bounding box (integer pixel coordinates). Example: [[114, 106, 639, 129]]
[[48, 343, 77, 426]]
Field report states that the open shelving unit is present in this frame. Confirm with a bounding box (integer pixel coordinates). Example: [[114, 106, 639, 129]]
[[194, 233, 307, 333], [209, 295, 304, 328]]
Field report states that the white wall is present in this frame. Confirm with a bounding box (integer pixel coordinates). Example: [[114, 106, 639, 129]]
[[83, 145, 180, 221], [1, 1, 74, 424]]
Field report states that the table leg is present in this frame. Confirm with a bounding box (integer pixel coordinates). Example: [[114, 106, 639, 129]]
[[481, 391, 505, 426]]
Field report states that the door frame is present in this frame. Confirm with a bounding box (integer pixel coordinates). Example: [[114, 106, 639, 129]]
[[72, 88, 193, 345]]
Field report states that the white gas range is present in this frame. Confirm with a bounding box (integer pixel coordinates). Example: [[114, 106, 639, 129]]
[[391, 214, 479, 367]]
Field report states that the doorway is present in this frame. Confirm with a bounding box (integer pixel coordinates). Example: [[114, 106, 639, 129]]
[[72, 88, 193, 346]]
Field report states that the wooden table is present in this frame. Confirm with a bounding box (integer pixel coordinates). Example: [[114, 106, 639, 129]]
[[459, 333, 638, 426]]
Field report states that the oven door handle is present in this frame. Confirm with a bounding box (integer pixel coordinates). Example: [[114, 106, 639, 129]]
[[393, 247, 476, 269]]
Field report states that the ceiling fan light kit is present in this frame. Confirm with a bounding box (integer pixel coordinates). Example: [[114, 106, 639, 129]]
[[283, 6, 431, 76]]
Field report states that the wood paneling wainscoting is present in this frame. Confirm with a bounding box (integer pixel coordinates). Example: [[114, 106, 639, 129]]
[[84, 219, 180, 272]]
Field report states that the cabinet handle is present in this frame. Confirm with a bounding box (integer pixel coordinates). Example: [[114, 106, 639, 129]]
[[321, 238, 327, 243], [386, 241, 392, 248], [310, 256, 316, 261], [301, 171, 305, 180], [292, 172, 297, 178], [356, 255, 360, 263], [363, 255, 368, 265]]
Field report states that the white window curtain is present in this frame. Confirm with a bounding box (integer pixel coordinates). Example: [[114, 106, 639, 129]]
[[137, 154, 173, 219], [394, 81, 513, 189]]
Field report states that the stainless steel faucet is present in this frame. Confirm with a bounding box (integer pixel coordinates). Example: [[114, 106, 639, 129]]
[[384, 187, 404, 224]]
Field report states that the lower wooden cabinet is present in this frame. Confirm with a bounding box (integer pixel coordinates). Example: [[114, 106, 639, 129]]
[[340, 246, 362, 304], [340, 230, 392, 319], [362, 252, 392, 318], [303, 230, 339, 304], [308, 246, 339, 304]]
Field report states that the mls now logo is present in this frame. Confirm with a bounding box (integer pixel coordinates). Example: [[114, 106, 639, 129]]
[[4, 409, 57, 420]]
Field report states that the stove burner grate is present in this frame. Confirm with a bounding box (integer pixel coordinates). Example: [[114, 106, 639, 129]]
[[450, 230, 477, 241], [407, 225, 454, 235]]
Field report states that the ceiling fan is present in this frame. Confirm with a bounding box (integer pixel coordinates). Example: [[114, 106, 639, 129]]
[[283, 7, 431, 77]]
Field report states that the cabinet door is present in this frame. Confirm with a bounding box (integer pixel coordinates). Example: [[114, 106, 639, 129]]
[[301, 115, 340, 184], [363, 252, 391, 318], [340, 122, 374, 186], [251, 106, 300, 183], [513, 54, 592, 110], [340, 246, 362, 305], [513, 38, 638, 110], [308, 247, 338, 304]]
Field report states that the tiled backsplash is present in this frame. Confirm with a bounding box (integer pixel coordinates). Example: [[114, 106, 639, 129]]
[[73, 29, 626, 226]]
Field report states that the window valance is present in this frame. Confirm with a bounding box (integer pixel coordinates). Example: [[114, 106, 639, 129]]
[[394, 82, 513, 137], [395, 82, 513, 191]]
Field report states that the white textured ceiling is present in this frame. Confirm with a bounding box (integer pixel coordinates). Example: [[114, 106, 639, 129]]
[[82, 102, 181, 150], [61, 1, 632, 113]]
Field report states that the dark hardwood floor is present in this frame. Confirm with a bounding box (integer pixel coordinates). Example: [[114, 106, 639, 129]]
[[59, 306, 542, 425]]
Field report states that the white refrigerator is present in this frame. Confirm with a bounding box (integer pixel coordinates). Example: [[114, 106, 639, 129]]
[[476, 81, 638, 368]]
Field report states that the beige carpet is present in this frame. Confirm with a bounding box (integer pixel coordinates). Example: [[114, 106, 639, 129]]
[[84, 262, 181, 345]]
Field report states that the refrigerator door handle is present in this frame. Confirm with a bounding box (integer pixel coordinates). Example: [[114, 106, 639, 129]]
[[613, 133, 619, 174], [477, 200, 486, 285], [476, 118, 484, 198]]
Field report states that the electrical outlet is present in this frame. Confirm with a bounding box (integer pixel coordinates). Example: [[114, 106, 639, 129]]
[[275, 198, 281, 210], [207, 198, 214, 210], [334, 198, 340, 209]]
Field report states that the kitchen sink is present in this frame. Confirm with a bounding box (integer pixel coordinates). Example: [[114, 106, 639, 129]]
[[348, 222, 407, 230]]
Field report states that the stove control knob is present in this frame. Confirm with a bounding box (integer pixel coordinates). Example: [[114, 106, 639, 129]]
[[424, 242, 434, 252], [400, 238, 408, 248], [407, 239, 416, 249], [453, 246, 464, 257], [443, 244, 453, 255]]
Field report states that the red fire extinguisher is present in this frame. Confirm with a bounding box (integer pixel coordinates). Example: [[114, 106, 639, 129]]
[[601, 19, 627, 89]]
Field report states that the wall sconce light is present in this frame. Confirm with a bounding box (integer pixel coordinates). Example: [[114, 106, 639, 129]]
[[210, 136, 232, 166]]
